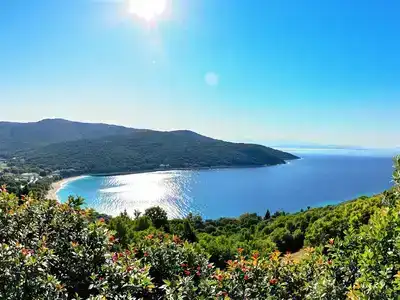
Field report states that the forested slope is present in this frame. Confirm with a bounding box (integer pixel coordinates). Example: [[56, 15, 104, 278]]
[[16, 130, 298, 175], [1, 119, 298, 175], [0, 119, 138, 154]]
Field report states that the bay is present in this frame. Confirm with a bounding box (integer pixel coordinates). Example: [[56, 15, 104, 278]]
[[58, 150, 397, 219]]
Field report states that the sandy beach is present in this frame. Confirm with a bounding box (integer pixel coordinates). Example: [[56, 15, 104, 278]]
[[47, 176, 87, 201]]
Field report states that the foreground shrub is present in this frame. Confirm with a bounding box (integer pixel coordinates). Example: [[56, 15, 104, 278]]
[[0, 192, 153, 299], [0, 155, 399, 299]]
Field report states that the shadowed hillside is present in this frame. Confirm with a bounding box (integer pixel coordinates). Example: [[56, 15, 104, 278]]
[[0, 119, 141, 155], [15, 128, 298, 175]]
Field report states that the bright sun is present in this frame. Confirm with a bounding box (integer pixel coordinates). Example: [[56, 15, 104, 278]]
[[128, 0, 167, 21]]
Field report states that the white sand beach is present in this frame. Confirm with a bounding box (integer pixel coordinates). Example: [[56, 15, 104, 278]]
[[47, 176, 87, 201]]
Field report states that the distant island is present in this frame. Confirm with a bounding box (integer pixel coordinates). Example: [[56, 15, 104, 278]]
[[0, 119, 299, 178]]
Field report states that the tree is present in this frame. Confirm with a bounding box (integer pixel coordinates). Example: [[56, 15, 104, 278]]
[[182, 219, 197, 243], [264, 209, 271, 220], [239, 213, 261, 227], [133, 209, 141, 219], [66, 195, 85, 209], [186, 213, 204, 230], [109, 210, 132, 248], [144, 206, 168, 229], [135, 216, 152, 231], [273, 210, 286, 218]]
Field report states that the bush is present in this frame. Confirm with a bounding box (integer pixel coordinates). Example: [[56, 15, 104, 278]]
[[0, 156, 398, 299], [0, 192, 153, 299]]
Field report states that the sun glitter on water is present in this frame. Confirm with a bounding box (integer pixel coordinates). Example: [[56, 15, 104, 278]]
[[128, 0, 168, 21]]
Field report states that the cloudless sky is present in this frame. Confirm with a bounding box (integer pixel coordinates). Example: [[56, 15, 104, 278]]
[[1, 0, 399, 147]]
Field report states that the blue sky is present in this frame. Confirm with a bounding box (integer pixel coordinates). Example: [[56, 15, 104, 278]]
[[0, 0, 399, 147]]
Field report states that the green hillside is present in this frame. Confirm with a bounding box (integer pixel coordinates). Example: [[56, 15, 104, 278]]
[[1, 119, 298, 176], [0, 119, 140, 155], [14, 129, 298, 176]]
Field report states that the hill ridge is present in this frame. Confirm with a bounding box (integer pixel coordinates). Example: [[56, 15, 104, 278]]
[[1, 119, 299, 176]]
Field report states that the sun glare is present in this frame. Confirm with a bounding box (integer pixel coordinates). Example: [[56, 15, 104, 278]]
[[128, 0, 167, 21]]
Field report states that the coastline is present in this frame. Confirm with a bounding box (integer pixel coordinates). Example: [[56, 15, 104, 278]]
[[47, 175, 88, 201], [89, 160, 299, 177], [46, 160, 299, 201]]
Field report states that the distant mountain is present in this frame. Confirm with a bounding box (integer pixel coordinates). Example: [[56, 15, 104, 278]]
[[0, 119, 142, 155], [2, 119, 299, 175]]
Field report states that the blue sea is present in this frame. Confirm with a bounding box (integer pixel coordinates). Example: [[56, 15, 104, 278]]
[[58, 149, 398, 219]]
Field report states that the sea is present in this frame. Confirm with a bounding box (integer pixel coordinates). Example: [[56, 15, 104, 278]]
[[58, 149, 399, 219]]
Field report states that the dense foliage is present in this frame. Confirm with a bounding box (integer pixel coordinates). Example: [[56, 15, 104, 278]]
[[0, 156, 399, 299], [17, 131, 297, 176], [0, 175, 53, 199], [1, 119, 297, 176], [110, 194, 385, 268]]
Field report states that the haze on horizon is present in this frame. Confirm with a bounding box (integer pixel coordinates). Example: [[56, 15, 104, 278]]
[[1, 0, 399, 148]]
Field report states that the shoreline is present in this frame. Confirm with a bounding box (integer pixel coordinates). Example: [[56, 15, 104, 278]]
[[46, 160, 299, 201], [47, 175, 88, 201], [90, 165, 273, 177], [89, 159, 299, 177]]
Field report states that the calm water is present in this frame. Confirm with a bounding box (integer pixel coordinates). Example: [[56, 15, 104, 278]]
[[58, 150, 397, 219]]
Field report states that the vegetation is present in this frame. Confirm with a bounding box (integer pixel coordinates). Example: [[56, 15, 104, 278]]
[[144, 206, 169, 230], [0, 156, 399, 299], [1, 119, 298, 176], [0, 118, 138, 155], [0, 158, 400, 299], [0, 175, 54, 199], [110, 193, 385, 268], [17, 131, 297, 176]]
